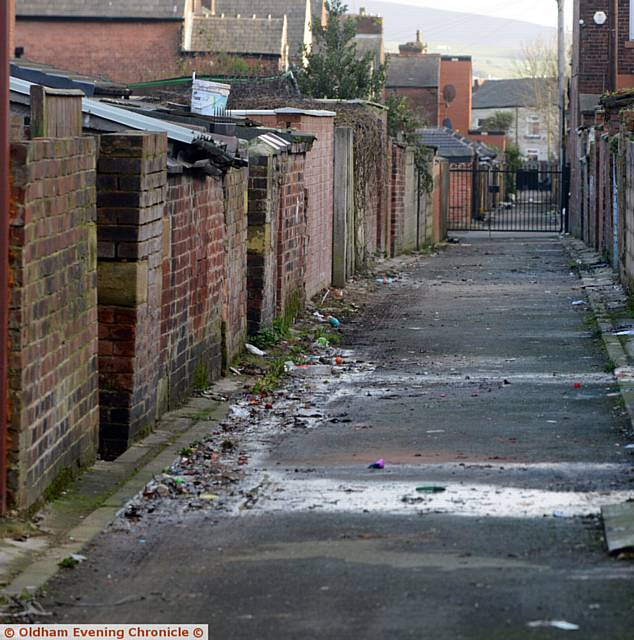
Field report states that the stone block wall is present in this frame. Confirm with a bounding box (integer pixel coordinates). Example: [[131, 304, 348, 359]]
[[96, 132, 167, 458], [8, 136, 99, 509]]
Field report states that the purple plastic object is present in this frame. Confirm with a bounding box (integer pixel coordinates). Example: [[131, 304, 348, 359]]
[[368, 459, 385, 470]]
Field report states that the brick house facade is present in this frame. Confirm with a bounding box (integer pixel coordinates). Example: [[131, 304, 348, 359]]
[[569, 0, 634, 237], [14, 0, 299, 84]]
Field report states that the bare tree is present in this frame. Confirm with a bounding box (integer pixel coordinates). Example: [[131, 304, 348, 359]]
[[514, 39, 560, 160]]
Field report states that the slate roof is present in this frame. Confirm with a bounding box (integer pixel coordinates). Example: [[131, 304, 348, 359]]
[[385, 55, 440, 89], [418, 127, 497, 163], [214, 0, 312, 59], [189, 15, 287, 56], [16, 0, 186, 19], [472, 78, 557, 110]]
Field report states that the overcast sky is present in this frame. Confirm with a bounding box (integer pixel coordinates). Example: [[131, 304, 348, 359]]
[[350, 0, 574, 28]]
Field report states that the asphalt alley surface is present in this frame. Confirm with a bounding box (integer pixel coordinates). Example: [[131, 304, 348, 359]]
[[44, 234, 634, 639]]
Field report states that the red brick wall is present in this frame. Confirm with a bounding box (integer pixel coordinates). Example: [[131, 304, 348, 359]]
[[222, 168, 249, 365], [162, 174, 225, 408], [254, 113, 335, 299], [576, 0, 611, 95], [617, 1, 634, 89], [15, 19, 282, 84], [16, 20, 183, 84], [390, 143, 418, 255], [9, 0, 15, 55], [390, 144, 406, 255], [9, 136, 99, 509], [386, 87, 439, 127], [246, 151, 280, 334], [277, 151, 307, 316], [439, 58, 472, 133], [467, 131, 507, 152], [246, 146, 309, 334], [96, 133, 166, 458], [96, 133, 248, 456]]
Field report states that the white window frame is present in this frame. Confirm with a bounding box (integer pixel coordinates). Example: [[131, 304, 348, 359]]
[[526, 149, 540, 162], [525, 114, 541, 139]]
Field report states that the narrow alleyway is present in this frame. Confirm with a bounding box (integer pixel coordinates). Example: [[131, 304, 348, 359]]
[[44, 235, 634, 639]]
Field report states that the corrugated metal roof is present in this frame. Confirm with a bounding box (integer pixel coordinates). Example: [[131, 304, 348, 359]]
[[10, 76, 210, 144]]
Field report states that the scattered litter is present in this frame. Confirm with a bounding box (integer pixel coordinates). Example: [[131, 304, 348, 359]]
[[615, 367, 634, 380], [527, 620, 579, 631], [416, 486, 446, 494], [313, 311, 327, 323], [426, 429, 445, 434], [376, 277, 397, 285], [70, 553, 87, 563], [245, 344, 266, 357], [368, 459, 385, 470], [316, 337, 330, 348], [328, 316, 341, 329], [624, 444, 634, 450], [284, 361, 296, 373], [230, 406, 250, 419], [571, 300, 586, 306], [335, 356, 344, 365], [614, 329, 634, 336], [553, 511, 566, 518], [229, 367, 241, 376], [573, 383, 582, 389], [200, 493, 219, 501]]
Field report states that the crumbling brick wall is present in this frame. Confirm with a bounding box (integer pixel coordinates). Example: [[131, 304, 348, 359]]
[[96, 132, 249, 457], [96, 132, 166, 458], [8, 136, 99, 509]]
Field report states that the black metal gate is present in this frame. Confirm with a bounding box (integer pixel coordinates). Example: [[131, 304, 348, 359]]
[[448, 161, 564, 232]]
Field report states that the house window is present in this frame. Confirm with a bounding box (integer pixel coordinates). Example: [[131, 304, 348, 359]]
[[526, 149, 539, 162], [526, 115, 541, 138]]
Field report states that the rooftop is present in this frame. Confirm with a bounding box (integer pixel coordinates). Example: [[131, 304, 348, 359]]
[[16, 0, 187, 20], [213, 0, 316, 60], [386, 54, 440, 89], [418, 127, 497, 162], [472, 78, 557, 110], [188, 15, 287, 56]]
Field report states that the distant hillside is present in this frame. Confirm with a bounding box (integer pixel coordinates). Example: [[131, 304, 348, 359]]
[[357, 1, 557, 78]]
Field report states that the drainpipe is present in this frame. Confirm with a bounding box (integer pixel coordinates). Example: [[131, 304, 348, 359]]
[[0, 0, 10, 513]]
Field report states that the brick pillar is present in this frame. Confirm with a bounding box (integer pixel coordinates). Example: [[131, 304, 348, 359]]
[[96, 132, 167, 458], [246, 145, 280, 335]]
